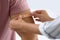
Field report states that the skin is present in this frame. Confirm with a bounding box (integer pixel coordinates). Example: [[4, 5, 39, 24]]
[[32, 10, 54, 22], [10, 10, 54, 40], [10, 9, 38, 40]]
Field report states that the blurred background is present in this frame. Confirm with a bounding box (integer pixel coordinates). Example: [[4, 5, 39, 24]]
[[16, 0, 60, 40]]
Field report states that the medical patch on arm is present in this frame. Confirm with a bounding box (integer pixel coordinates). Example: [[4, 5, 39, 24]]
[[19, 10, 34, 23]]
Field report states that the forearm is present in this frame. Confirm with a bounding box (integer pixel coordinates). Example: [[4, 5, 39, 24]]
[[20, 23, 41, 34], [10, 9, 34, 31], [10, 9, 38, 40]]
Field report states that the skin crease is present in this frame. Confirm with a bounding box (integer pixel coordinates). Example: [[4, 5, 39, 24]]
[[10, 10, 54, 40]]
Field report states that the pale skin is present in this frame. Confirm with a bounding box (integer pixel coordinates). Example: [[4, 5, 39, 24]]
[[10, 10, 54, 40], [10, 9, 38, 40]]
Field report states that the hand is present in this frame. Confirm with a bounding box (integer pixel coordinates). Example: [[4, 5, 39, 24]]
[[9, 15, 26, 30], [32, 10, 54, 22], [9, 15, 40, 34]]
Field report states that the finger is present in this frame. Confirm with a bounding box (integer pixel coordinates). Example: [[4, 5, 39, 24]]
[[33, 10, 43, 14], [33, 10, 43, 15], [35, 10, 41, 14], [34, 10, 46, 14], [32, 13, 38, 16], [32, 13, 42, 18]]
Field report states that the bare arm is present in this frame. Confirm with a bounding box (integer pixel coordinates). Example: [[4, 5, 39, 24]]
[[10, 10, 54, 35], [10, 9, 38, 40], [20, 22, 41, 34], [9, 0, 38, 40]]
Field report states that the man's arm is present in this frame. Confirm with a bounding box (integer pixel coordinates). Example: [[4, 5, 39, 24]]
[[38, 16, 60, 39]]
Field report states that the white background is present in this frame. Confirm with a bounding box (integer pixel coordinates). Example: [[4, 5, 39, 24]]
[[16, 0, 60, 40]]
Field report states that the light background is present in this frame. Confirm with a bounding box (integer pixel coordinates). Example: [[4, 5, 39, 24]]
[[16, 0, 60, 40]]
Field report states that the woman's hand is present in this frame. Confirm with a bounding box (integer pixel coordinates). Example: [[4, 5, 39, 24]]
[[32, 10, 54, 22]]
